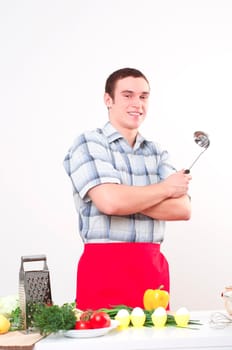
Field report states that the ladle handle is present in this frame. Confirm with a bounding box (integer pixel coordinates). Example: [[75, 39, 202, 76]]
[[184, 169, 190, 174]]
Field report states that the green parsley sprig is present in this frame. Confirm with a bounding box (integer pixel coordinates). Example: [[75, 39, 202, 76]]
[[31, 302, 76, 335]]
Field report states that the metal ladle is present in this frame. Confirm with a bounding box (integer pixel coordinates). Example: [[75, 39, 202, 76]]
[[184, 131, 210, 174]]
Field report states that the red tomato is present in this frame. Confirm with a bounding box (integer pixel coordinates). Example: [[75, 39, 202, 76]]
[[75, 320, 91, 330], [90, 311, 111, 329], [80, 310, 93, 321]]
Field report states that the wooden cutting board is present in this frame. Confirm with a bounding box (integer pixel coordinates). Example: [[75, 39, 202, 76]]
[[0, 331, 44, 350]]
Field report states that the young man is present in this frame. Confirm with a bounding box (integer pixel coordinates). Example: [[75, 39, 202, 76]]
[[64, 68, 192, 310]]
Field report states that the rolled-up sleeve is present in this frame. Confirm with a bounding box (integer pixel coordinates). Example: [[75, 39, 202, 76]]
[[63, 131, 121, 202]]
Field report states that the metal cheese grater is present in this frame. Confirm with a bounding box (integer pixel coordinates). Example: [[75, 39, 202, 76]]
[[19, 254, 53, 330]]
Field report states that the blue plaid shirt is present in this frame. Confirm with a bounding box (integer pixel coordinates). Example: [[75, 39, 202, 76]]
[[63, 122, 176, 243]]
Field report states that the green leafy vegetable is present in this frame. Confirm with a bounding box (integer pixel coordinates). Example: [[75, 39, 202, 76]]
[[32, 302, 76, 335], [9, 306, 24, 331], [0, 294, 19, 318]]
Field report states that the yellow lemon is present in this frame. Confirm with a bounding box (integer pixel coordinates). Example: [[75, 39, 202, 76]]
[[0, 314, 11, 334], [151, 307, 167, 328], [115, 309, 130, 330], [174, 307, 190, 327]]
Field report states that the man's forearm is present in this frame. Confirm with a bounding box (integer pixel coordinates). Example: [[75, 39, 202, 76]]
[[88, 171, 191, 217], [141, 195, 191, 221], [88, 182, 170, 216]]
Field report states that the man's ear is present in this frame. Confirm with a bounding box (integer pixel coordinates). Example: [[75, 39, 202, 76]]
[[104, 93, 113, 109]]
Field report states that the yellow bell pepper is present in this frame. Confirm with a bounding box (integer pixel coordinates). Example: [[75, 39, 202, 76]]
[[143, 285, 169, 311]]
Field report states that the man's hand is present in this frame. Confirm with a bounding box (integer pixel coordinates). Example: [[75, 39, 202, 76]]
[[161, 170, 192, 199], [88, 170, 191, 216]]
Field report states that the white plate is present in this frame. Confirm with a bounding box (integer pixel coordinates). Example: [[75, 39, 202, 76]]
[[63, 320, 119, 338]]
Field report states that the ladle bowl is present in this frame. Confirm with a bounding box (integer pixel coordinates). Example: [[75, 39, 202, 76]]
[[184, 131, 210, 173], [194, 131, 210, 149]]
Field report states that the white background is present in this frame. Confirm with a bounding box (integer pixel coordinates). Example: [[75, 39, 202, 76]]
[[1, 0, 232, 311]]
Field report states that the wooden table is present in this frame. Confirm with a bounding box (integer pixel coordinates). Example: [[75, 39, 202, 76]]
[[0, 331, 44, 350]]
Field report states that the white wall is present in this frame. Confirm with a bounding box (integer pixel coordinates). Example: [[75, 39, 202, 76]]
[[1, 0, 232, 311]]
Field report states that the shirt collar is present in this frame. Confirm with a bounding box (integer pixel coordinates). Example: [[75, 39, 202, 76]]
[[102, 121, 147, 148], [102, 122, 122, 143]]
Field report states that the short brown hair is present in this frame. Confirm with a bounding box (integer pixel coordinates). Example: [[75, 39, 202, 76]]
[[105, 67, 149, 99]]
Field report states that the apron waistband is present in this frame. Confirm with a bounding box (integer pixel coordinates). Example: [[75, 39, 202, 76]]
[[83, 242, 160, 255]]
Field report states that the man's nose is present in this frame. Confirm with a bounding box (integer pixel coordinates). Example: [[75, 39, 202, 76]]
[[130, 97, 142, 107]]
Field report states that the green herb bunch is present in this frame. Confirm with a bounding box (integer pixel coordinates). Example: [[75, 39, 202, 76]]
[[9, 306, 24, 331], [32, 302, 76, 335]]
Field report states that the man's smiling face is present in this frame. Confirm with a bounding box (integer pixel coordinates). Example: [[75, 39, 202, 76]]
[[104, 76, 150, 132]]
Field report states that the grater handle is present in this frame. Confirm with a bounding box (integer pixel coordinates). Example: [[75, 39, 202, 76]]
[[21, 254, 47, 262], [20, 254, 49, 273]]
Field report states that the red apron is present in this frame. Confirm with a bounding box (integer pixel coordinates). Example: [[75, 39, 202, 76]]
[[76, 242, 169, 310]]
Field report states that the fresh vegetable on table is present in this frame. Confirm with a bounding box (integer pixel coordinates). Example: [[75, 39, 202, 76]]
[[4, 296, 201, 335], [98, 305, 201, 329], [0, 295, 19, 318], [75, 310, 111, 330], [89, 311, 111, 329], [0, 294, 22, 333], [0, 314, 11, 334], [143, 285, 169, 311], [32, 303, 77, 335], [75, 320, 92, 330], [9, 306, 24, 331]]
